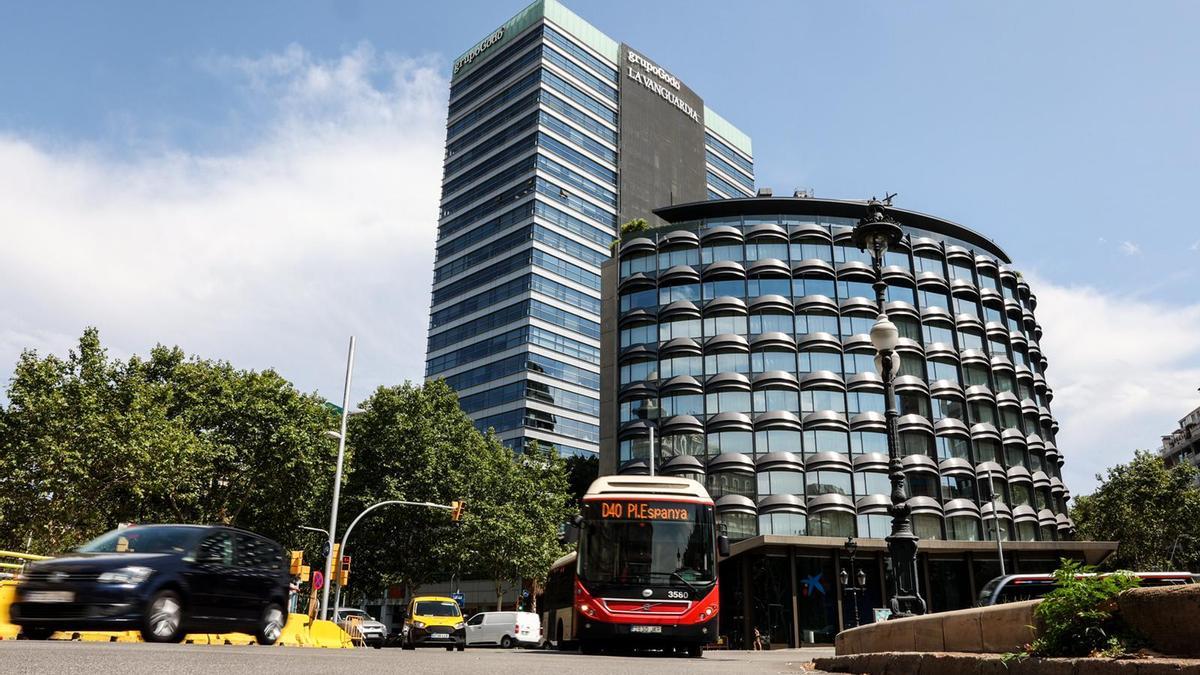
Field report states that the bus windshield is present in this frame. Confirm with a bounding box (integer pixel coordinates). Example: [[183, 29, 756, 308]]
[[579, 500, 715, 587]]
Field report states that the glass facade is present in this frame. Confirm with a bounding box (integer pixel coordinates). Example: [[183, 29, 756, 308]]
[[611, 201, 1072, 542], [427, 1, 753, 457]]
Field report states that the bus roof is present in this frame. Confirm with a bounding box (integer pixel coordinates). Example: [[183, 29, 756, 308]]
[[583, 475, 711, 502]]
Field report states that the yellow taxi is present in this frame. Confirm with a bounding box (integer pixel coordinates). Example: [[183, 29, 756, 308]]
[[401, 595, 465, 651]]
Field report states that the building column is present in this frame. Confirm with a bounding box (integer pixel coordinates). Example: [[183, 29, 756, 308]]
[[789, 546, 800, 648], [834, 548, 845, 631], [741, 555, 753, 650]]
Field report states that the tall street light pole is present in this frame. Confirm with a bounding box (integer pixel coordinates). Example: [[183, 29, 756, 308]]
[[322, 336, 355, 620], [854, 197, 926, 618]]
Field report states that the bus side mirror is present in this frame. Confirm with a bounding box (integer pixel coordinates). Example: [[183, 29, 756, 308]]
[[558, 518, 581, 545], [717, 534, 731, 557]]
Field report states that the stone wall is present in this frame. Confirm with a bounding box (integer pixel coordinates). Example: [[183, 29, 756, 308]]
[[835, 601, 1039, 655]]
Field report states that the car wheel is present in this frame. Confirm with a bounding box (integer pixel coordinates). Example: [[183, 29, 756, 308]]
[[255, 602, 286, 645], [456, 643, 465, 652], [445, 645, 454, 651], [21, 627, 55, 640], [402, 634, 415, 651], [500, 635, 514, 649], [684, 643, 703, 658], [141, 590, 185, 643]]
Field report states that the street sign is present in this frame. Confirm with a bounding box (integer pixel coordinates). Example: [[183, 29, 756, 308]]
[[322, 541, 330, 559], [521, 589, 529, 598], [451, 591, 465, 609], [312, 570, 325, 590]]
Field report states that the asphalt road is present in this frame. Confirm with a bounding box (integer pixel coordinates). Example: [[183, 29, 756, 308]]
[[0, 642, 835, 674]]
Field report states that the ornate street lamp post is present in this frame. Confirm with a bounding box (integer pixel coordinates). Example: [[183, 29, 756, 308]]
[[839, 537, 868, 628], [854, 197, 927, 618]]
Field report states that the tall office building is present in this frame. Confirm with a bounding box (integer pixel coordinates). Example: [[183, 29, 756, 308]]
[[425, 0, 754, 457]]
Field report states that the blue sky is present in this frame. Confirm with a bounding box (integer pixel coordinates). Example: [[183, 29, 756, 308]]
[[1, 0, 1198, 493]]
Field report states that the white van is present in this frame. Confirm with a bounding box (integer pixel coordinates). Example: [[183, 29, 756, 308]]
[[464, 611, 541, 648]]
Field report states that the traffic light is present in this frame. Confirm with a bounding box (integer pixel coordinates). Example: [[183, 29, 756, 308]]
[[289, 550, 304, 576], [450, 500, 465, 522], [337, 555, 351, 587], [339, 570, 349, 587], [331, 543, 340, 567]]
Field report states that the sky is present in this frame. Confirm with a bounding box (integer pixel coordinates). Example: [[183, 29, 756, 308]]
[[1, 0, 1198, 495]]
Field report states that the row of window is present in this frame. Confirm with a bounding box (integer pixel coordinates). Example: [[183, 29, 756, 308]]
[[475, 407, 600, 444], [442, 351, 599, 393], [448, 28, 546, 114], [427, 305, 598, 376], [704, 131, 754, 176], [617, 429, 1060, 476], [459, 378, 600, 418], [434, 245, 599, 308], [732, 511, 1061, 543], [704, 149, 754, 191], [706, 170, 754, 198], [430, 270, 599, 331]]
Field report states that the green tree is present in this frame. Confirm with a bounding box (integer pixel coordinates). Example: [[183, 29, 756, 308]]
[[565, 453, 599, 508], [0, 328, 338, 554], [1072, 450, 1200, 572], [461, 442, 572, 610]]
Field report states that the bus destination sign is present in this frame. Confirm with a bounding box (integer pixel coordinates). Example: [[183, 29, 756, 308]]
[[597, 500, 693, 521]]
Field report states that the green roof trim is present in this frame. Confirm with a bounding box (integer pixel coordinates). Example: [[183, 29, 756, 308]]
[[703, 106, 753, 158], [543, 0, 619, 63], [451, 0, 619, 84]]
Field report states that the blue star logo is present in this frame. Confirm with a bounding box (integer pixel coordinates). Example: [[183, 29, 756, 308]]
[[803, 573, 825, 596]]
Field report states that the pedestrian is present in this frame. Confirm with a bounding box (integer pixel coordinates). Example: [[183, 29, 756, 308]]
[[753, 627, 764, 650]]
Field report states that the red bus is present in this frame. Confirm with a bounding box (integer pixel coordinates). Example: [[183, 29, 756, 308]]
[[541, 475, 728, 657]]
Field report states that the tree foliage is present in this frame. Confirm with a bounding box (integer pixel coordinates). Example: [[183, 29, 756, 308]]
[[339, 381, 572, 607], [0, 328, 338, 554], [1072, 450, 1200, 572], [564, 453, 599, 508]]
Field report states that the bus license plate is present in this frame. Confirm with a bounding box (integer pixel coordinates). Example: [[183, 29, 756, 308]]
[[630, 625, 662, 634], [25, 591, 74, 603]]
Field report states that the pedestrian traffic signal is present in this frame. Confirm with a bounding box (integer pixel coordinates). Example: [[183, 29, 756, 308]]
[[290, 550, 304, 576], [450, 500, 465, 522], [341, 555, 351, 572]]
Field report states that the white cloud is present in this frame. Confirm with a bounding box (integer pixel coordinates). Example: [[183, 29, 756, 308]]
[[1031, 275, 1200, 497], [0, 43, 447, 403], [1191, 240, 1200, 252], [1118, 240, 1141, 256]]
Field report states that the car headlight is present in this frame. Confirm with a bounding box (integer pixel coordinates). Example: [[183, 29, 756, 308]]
[[454, 622, 465, 630], [412, 620, 425, 629], [98, 566, 154, 584]]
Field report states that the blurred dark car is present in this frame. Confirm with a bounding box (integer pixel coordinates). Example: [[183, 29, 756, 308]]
[[11, 524, 290, 644]]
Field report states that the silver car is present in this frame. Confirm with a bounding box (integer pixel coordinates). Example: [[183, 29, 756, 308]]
[[335, 608, 387, 648]]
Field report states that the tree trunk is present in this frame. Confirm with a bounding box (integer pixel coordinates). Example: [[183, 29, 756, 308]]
[[495, 579, 504, 611]]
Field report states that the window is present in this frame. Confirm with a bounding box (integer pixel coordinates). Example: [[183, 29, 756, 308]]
[[900, 432, 935, 458], [847, 391, 885, 415], [834, 244, 872, 265], [808, 511, 855, 537], [236, 535, 274, 569], [619, 438, 649, 462], [887, 285, 917, 305], [954, 296, 981, 317], [746, 242, 788, 261], [703, 279, 746, 299], [923, 323, 955, 346], [984, 304, 1004, 325], [995, 373, 1017, 394], [620, 253, 655, 277], [947, 516, 981, 541], [843, 352, 876, 375], [658, 247, 700, 268], [801, 389, 846, 414], [927, 360, 960, 384], [857, 513, 892, 538], [854, 471, 890, 496], [659, 356, 702, 378], [707, 431, 752, 455], [836, 280, 874, 300], [896, 392, 930, 417], [791, 239, 831, 262], [964, 365, 991, 387], [749, 312, 795, 335], [757, 470, 805, 496], [932, 397, 965, 421], [718, 511, 758, 540], [659, 283, 701, 304], [702, 244, 743, 264], [1017, 521, 1038, 542], [799, 351, 843, 374], [914, 254, 944, 277], [620, 323, 656, 348], [804, 430, 849, 454], [899, 354, 926, 378], [940, 474, 975, 500], [659, 318, 702, 341], [895, 317, 922, 341], [620, 360, 657, 385], [841, 315, 876, 337], [914, 514, 943, 540], [751, 350, 797, 373], [1000, 407, 1023, 431], [759, 513, 807, 536], [619, 399, 655, 423], [907, 472, 940, 498], [621, 288, 657, 312], [849, 431, 888, 455], [661, 433, 705, 456], [704, 352, 750, 374], [794, 277, 835, 298], [806, 470, 854, 497], [949, 262, 974, 282], [661, 394, 704, 417], [753, 389, 799, 413], [936, 436, 970, 461], [979, 272, 999, 291], [708, 471, 755, 499], [754, 429, 802, 454], [747, 277, 791, 297], [703, 314, 748, 336], [707, 391, 752, 414], [198, 531, 234, 566], [918, 289, 949, 310], [1010, 483, 1032, 506]]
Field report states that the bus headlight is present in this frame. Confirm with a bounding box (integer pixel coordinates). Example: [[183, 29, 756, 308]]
[[579, 603, 596, 617], [703, 604, 717, 618]]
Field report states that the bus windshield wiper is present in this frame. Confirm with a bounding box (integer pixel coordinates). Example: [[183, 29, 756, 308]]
[[645, 571, 698, 593]]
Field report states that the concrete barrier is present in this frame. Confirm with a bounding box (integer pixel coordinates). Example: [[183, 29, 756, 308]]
[[1118, 584, 1200, 657], [835, 600, 1040, 655]]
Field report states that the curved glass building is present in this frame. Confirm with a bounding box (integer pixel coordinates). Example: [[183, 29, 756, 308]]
[[602, 196, 1077, 548]]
